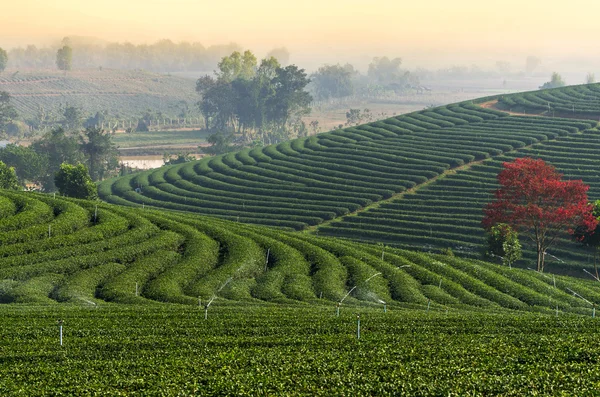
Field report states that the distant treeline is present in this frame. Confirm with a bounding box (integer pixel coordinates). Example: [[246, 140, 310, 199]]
[[6, 37, 244, 72]]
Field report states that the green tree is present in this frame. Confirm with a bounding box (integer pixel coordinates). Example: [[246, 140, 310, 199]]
[[55, 163, 97, 199], [79, 127, 118, 181], [486, 224, 522, 268], [0, 144, 47, 184], [30, 127, 83, 191], [56, 46, 73, 71], [368, 57, 403, 85], [267, 65, 312, 134], [216, 50, 257, 82], [539, 72, 566, 89], [0, 92, 17, 133], [311, 64, 355, 100], [0, 161, 20, 190], [0, 48, 7, 73]]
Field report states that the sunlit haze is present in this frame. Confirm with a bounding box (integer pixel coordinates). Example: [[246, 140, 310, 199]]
[[2, 0, 600, 72]]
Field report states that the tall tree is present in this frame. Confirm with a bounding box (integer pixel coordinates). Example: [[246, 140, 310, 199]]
[[0, 92, 17, 133], [79, 127, 118, 181], [0, 48, 7, 73], [56, 45, 73, 71], [55, 163, 97, 199], [267, 65, 312, 134], [483, 158, 597, 272]]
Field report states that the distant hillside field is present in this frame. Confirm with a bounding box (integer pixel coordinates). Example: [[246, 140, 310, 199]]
[[0, 69, 199, 121], [99, 84, 600, 272]]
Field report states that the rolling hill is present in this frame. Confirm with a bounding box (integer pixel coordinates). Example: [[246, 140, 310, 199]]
[[98, 84, 600, 272]]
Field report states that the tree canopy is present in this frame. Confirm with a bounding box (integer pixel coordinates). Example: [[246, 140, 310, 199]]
[[54, 163, 97, 199], [483, 157, 597, 272], [311, 64, 355, 100], [196, 50, 312, 144], [56, 45, 73, 71]]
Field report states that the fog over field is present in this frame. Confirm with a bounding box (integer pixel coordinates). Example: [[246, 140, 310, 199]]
[[1, 0, 600, 78]]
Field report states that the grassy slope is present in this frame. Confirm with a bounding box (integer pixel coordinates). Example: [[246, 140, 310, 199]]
[[0, 69, 199, 120]]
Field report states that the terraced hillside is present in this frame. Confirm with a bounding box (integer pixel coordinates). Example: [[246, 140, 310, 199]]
[[494, 83, 600, 118], [99, 103, 594, 229], [321, 130, 600, 272], [1, 69, 199, 120], [2, 191, 600, 315]]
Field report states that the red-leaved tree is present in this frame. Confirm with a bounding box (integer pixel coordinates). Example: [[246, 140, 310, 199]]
[[483, 157, 597, 272]]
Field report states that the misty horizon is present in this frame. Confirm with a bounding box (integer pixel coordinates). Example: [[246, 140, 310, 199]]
[[2, 0, 600, 79]]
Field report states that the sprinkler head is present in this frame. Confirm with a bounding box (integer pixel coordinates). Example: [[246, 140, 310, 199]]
[[57, 319, 63, 325]]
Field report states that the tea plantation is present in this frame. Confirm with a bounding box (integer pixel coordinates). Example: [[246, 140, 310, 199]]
[[7, 84, 600, 394]]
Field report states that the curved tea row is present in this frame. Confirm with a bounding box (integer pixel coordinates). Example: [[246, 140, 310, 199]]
[[497, 83, 600, 118], [100, 103, 543, 229], [1, 191, 599, 315]]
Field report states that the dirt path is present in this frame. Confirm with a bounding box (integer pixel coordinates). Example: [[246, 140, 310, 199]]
[[478, 99, 540, 117]]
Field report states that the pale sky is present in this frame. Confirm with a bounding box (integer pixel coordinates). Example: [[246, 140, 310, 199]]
[[2, 0, 599, 69]]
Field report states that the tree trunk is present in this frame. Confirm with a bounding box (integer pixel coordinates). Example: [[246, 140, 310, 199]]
[[536, 244, 543, 272]]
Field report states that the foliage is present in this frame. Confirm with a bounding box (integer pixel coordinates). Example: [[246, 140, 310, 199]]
[[31, 127, 83, 191], [368, 57, 419, 91], [196, 51, 312, 143], [0, 144, 47, 184], [483, 158, 597, 272], [4, 306, 600, 395], [345, 108, 373, 126], [311, 64, 355, 100], [0, 47, 7, 72], [79, 127, 118, 181], [539, 72, 566, 90], [54, 162, 97, 199], [56, 45, 73, 71], [0, 161, 20, 190], [62, 105, 83, 130], [486, 223, 522, 267], [216, 50, 257, 82]]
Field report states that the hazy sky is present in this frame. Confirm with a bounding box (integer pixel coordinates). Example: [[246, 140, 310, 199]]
[[2, 0, 599, 69]]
